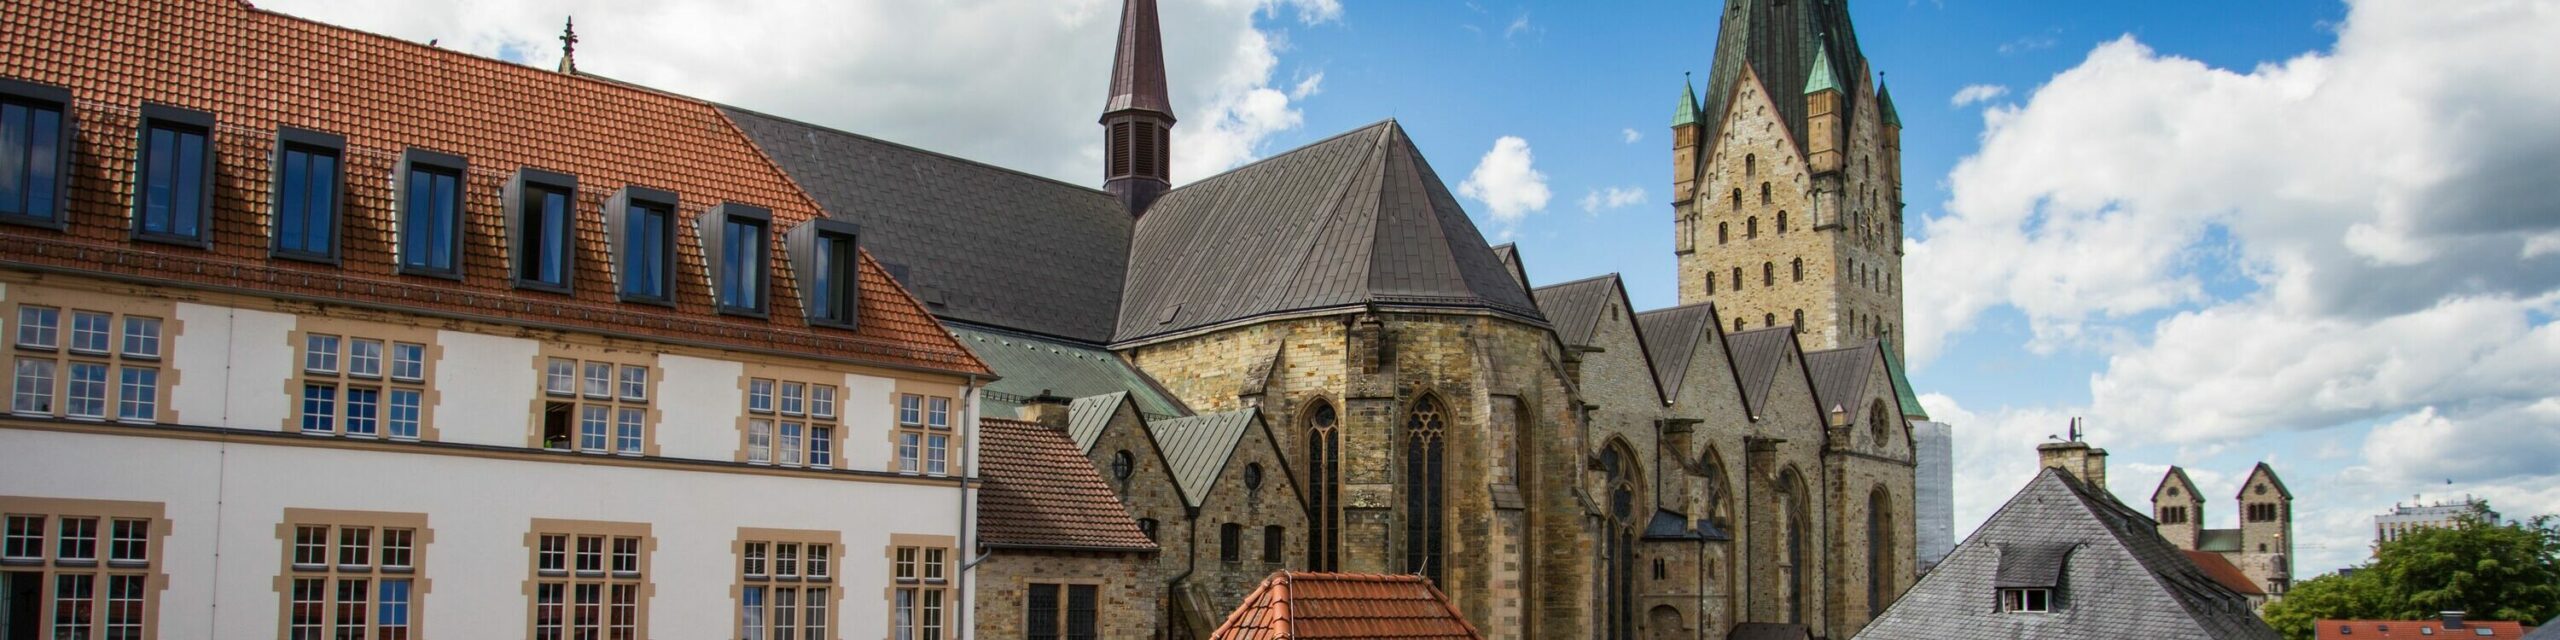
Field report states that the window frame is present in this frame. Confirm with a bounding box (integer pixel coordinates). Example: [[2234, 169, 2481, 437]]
[[393, 148, 469, 280], [700, 202, 774, 318], [0, 77, 75, 229], [0, 497, 167, 640], [788, 217, 863, 330], [507, 167, 581, 294], [1999, 587, 2053, 613], [526, 520, 649, 640], [130, 103, 219, 248], [606, 185, 681, 307], [268, 127, 348, 264]]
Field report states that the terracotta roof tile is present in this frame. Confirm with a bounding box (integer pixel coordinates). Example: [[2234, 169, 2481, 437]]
[[1211, 571, 1482, 640], [2318, 619, 2531, 640], [2180, 550, 2266, 597], [0, 0, 986, 376], [976, 418, 1156, 552]]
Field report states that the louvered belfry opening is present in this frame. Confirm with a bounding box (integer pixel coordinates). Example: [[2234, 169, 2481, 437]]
[[1101, 0, 1175, 216]]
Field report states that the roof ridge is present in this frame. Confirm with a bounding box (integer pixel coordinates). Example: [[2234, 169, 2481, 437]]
[[1530, 271, 1622, 291]]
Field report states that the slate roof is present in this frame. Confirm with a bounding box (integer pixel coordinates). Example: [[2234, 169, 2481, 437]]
[[0, 0, 987, 376], [1700, 0, 1868, 157], [976, 418, 1157, 552], [1490, 243, 1529, 292], [1210, 571, 1483, 640], [1725, 326, 1801, 417], [1147, 408, 1261, 508], [1532, 274, 1625, 348], [2182, 551, 2264, 597], [1641, 509, 1728, 541], [1856, 468, 2279, 640], [1804, 342, 1880, 418], [2522, 616, 2560, 640], [1065, 392, 1132, 453], [725, 109, 1132, 342], [1103, 0, 1174, 118], [1116, 120, 1545, 344], [950, 324, 1185, 419], [1635, 303, 1721, 401]]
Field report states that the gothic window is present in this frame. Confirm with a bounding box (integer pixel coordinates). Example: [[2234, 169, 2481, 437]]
[[1731, 189, 1741, 211], [1305, 399, 1342, 572], [1870, 399, 1892, 444], [1747, 217, 1759, 239], [1707, 275, 1717, 295], [1868, 487, 1895, 618], [1602, 442, 1640, 640], [1792, 257, 1804, 282], [1718, 222, 1729, 245], [1760, 182, 1772, 205], [1778, 211, 1789, 234], [1793, 310, 1804, 332], [1780, 469, 1809, 624], [1403, 395, 1448, 583], [1732, 268, 1743, 291], [1763, 262, 1775, 286], [1745, 154, 1756, 178]]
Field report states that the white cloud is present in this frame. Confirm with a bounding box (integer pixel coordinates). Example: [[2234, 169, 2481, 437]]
[[1289, 70, 1325, 100], [1579, 186, 1648, 215], [1949, 83, 2009, 107], [1457, 136, 1551, 227], [256, 0, 1336, 186], [1622, 128, 1643, 144]]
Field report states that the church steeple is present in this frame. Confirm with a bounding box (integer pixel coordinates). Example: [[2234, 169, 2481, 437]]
[[1102, 0, 1175, 216]]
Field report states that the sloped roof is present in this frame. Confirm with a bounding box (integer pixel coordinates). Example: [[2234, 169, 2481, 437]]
[[2319, 619, 2534, 640], [2155, 466, 2202, 501], [1147, 408, 1260, 508], [2242, 462, 2294, 500], [725, 109, 1131, 342], [1211, 571, 1482, 640], [1804, 342, 1880, 419], [976, 418, 1157, 552], [2181, 551, 2264, 597], [950, 324, 1185, 420], [1531, 274, 1623, 348], [1116, 120, 1544, 344], [2521, 616, 2560, 640], [1882, 338, 1929, 419], [1635, 303, 1720, 401], [1490, 243, 1529, 292], [1726, 326, 1800, 417], [1857, 468, 2278, 640], [2199, 529, 2243, 553], [1879, 83, 1903, 127], [0, 0, 986, 376], [1700, 0, 1868, 157], [1065, 392, 1133, 453], [1672, 76, 1703, 127], [1103, 0, 1173, 117]]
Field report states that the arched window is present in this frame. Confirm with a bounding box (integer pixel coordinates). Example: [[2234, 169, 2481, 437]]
[[1304, 400, 1341, 571], [1707, 275, 1717, 295], [1792, 257, 1804, 282], [1732, 268, 1744, 291], [1777, 211, 1789, 234], [1731, 189, 1742, 211], [1764, 313, 1776, 328], [1868, 487, 1896, 618], [1763, 261, 1775, 286], [1718, 222, 1729, 245], [1676, 214, 1696, 253], [1760, 182, 1772, 205], [1602, 441, 1641, 640], [1735, 317, 1746, 332], [1404, 395, 1448, 583], [1870, 399, 1893, 444], [1793, 309, 1804, 332], [1779, 469, 1809, 624], [1745, 154, 1756, 177], [1110, 450, 1134, 482], [1747, 217, 1759, 239]]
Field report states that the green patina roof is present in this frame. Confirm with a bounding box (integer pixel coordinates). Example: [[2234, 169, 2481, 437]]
[[1147, 408, 1261, 509], [1804, 42, 1843, 95], [1884, 338, 1928, 419], [950, 325, 1186, 420], [1879, 82, 1902, 127], [1672, 76, 1702, 127], [2198, 529, 2243, 553]]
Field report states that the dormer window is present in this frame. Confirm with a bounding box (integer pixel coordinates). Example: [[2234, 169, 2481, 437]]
[[789, 217, 861, 329], [698, 203, 771, 316], [508, 168, 578, 292], [607, 186, 679, 305], [395, 148, 468, 279], [1999, 588, 2051, 613], [270, 128, 346, 262], [133, 104, 218, 246], [1, 78, 73, 228]]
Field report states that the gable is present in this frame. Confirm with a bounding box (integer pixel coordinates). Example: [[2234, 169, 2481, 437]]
[[1147, 408, 1261, 509]]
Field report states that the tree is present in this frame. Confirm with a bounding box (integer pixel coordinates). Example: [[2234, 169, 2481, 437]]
[[2262, 505, 2560, 640]]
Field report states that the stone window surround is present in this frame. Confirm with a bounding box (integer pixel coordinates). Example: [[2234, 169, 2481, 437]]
[[6, 288, 182, 425], [527, 343, 661, 457], [734, 363, 845, 469], [733, 527, 845, 640], [272, 508, 434, 640], [0, 495, 170, 640], [887, 381, 963, 477], [285, 316, 442, 441], [884, 534, 956, 640], [523, 518, 654, 640], [1020, 579, 1106, 639]]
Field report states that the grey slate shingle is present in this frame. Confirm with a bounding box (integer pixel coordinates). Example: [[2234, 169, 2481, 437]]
[[1531, 274, 1622, 349], [1635, 303, 1720, 402], [1803, 343, 1877, 417], [1725, 326, 1799, 418]]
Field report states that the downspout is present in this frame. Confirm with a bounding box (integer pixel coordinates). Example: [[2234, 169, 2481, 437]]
[[1166, 503, 1202, 635], [956, 376, 980, 638]]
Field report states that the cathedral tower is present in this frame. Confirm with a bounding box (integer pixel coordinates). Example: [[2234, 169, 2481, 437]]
[[1102, 0, 1175, 215], [2152, 466, 2205, 549], [1673, 0, 1905, 360]]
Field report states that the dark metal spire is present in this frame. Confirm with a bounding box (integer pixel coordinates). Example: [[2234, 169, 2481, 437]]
[[1102, 0, 1173, 119], [1101, 0, 1174, 216]]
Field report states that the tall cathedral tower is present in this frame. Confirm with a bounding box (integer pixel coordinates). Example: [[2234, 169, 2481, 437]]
[[1672, 0, 1905, 360]]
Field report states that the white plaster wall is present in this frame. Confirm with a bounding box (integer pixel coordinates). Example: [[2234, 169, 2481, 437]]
[[165, 302, 231, 428], [0, 428, 966, 640], [656, 353, 744, 461], [840, 373, 895, 474], [224, 306, 297, 430], [431, 330, 540, 447]]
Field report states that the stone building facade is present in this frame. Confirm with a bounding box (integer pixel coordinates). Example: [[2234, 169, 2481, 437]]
[[2151, 463, 2296, 605]]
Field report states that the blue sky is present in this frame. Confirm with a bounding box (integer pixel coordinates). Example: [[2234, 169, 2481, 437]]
[[270, 0, 2560, 579]]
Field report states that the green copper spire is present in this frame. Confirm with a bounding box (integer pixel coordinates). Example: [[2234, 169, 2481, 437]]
[[1804, 40, 1842, 95], [1882, 338, 1928, 419], [1879, 82, 1902, 127], [1672, 73, 1702, 127]]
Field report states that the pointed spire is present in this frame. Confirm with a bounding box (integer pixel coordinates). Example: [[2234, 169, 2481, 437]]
[[1804, 35, 1841, 95], [1103, 0, 1174, 120], [556, 16, 580, 74], [1878, 81, 1902, 127], [1672, 72, 1702, 128]]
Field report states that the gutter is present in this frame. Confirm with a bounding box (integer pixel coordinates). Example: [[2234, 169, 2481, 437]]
[[956, 376, 980, 638]]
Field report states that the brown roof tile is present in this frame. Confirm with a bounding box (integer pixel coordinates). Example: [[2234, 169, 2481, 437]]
[[976, 418, 1156, 552], [1211, 571, 1482, 640], [2180, 550, 2266, 597], [0, 0, 986, 376], [2318, 619, 2531, 640]]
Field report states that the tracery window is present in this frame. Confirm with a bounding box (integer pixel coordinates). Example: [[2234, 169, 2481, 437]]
[[1304, 400, 1341, 572], [1402, 396, 1447, 583]]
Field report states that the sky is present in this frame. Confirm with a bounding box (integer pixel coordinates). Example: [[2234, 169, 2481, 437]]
[[255, 0, 2560, 578]]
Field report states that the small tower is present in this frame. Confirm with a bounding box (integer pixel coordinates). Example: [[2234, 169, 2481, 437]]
[[1101, 0, 1176, 216], [1802, 41, 1846, 178], [1877, 81, 1903, 215], [2151, 466, 2205, 549], [1671, 73, 1705, 207], [2236, 463, 2294, 597]]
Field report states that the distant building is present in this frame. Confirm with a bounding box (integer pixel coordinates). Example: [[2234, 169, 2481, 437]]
[[2317, 612, 2534, 639], [1909, 419, 1954, 572], [1855, 437, 2278, 640], [2375, 498, 2498, 546], [2152, 463, 2297, 602]]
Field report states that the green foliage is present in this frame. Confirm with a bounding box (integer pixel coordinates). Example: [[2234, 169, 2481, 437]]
[[2261, 505, 2560, 640]]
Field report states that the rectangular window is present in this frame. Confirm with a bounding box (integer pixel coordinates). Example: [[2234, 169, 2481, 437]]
[[889, 544, 951, 640], [379, 579, 412, 640], [70, 310, 110, 353], [134, 105, 215, 245], [805, 544, 830, 579], [16, 305, 59, 348], [544, 356, 648, 455], [897, 432, 920, 474], [748, 379, 775, 413], [617, 365, 647, 402], [285, 515, 428, 640], [12, 357, 54, 415], [3, 501, 163, 640], [106, 574, 145, 639], [898, 394, 922, 426], [925, 434, 948, 476], [747, 419, 773, 465], [922, 548, 945, 583], [545, 358, 576, 396], [780, 382, 804, 416], [381, 529, 414, 570], [117, 367, 157, 422], [511, 168, 578, 291], [120, 317, 161, 359], [792, 219, 862, 328], [0, 80, 70, 226], [613, 188, 678, 304], [344, 386, 380, 436], [291, 578, 327, 640], [579, 405, 610, 453], [927, 396, 950, 429], [348, 339, 383, 378], [809, 426, 834, 469], [389, 343, 426, 382], [531, 523, 647, 640], [58, 517, 97, 562], [614, 408, 644, 455], [1027, 583, 1101, 640], [305, 335, 340, 373], [388, 389, 422, 439], [294, 526, 329, 568], [3, 515, 42, 560], [1999, 588, 2052, 613], [810, 385, 836, 419], [717, 211, 770, 314], [272, 128, 345, 261], [396, 149, 466, 278], [301, 384, 337, 433], [108, 519, 147, 565], [583, 362, 612, 399], [778, 422, 803, 467], [1264, 525, 1284, 563], [337, 527, 371, 568], [55, 574, 94, 634], [64, 361, 106, 418]]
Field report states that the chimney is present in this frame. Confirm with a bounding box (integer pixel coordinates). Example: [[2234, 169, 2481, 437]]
[[1015, 390, 1073, 432], [2037, 419, 2108, 489], [1100, 0, 1176, 216], [2441, 612, 2465, 629]]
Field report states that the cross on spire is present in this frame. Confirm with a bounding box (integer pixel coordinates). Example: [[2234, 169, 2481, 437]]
[[557, 16, 580, 74]]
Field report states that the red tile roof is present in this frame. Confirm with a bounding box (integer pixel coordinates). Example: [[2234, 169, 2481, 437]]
[[2182, 550, 2267, 597], [1211, 571, 1482, 640], [2318, 619, 2531, 640], [0, 0, 986, 376], [976, 418, 1155, 552]]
